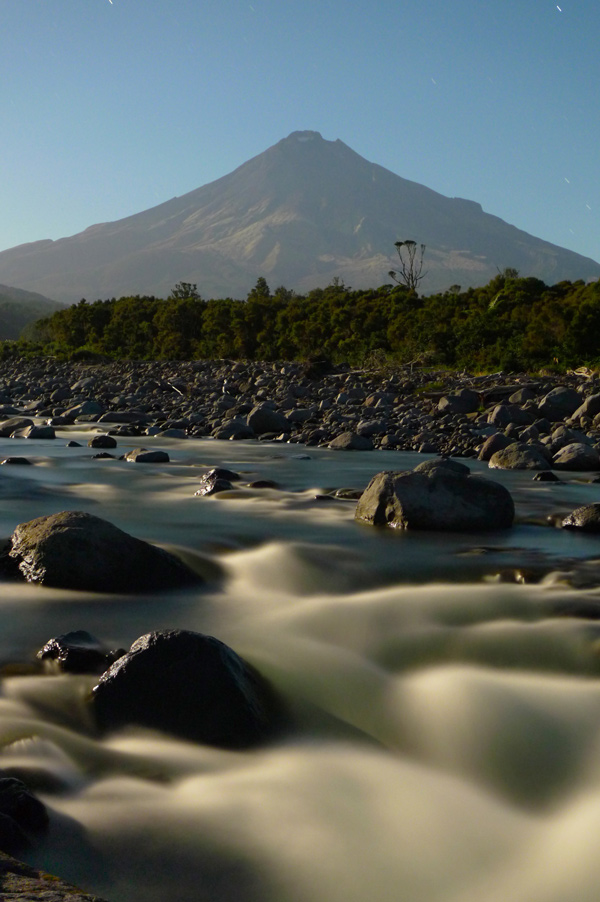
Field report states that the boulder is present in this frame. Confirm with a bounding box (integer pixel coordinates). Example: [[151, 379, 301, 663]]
[[0, 418, 34, 438], [22, 424, 56, 440], [561, 503, 600, 532], [88, 434, 117, 449], [329, 432, 374, 450], [91, 629, 282, 748], [355, 465, 514, 531], [477, 432, 514, 461], [538, 386, 582, 421], [8, 511, 199, 593], [552, 442, 600, 471], [123, 448, 170, 463], [247, 404, 290, 435], [488, 442, 551, 470], [437, 389, 480, 415]]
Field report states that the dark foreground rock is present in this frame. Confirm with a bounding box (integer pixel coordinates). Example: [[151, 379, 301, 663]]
[[355, 460, 514, 531], [0, 776, 48, 856], [0, 851, 109, 901], [91, 629, 283, 748], [7, 511, 200, 593]]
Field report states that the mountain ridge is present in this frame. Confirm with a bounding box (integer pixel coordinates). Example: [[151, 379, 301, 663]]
[[0, 130, 598, 302]]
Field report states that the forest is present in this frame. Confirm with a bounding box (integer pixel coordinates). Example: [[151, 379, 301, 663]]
[[7, 271, 600, 373]]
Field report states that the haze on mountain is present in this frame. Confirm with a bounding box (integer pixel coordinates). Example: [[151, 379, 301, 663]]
[[1, 130, 598, 305]]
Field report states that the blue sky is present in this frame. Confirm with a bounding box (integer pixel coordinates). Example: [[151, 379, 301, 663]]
[[1, 0, 598, 267]]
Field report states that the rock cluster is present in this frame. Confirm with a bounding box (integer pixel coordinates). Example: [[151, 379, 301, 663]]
[[2, 359, 600, 469]]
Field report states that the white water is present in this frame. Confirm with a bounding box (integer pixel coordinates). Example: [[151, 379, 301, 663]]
[[2, 428, 600, 900]]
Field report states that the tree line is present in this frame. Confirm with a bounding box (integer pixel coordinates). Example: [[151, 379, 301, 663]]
[[8, 271, 600, 372]]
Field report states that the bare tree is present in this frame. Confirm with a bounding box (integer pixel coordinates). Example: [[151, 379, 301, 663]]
[[388, 240, 427, 292]]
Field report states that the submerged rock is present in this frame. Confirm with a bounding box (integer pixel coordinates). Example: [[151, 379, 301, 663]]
[[37, 630, 126, 674], [7, 511, 200, 593], [91, 629, 283, 748], [355, 463, 514, 531]]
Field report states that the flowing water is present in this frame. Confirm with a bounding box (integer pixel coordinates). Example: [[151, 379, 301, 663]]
[[2, 428, 600, 901]]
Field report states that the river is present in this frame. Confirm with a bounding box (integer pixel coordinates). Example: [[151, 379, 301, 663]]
[[2, 427, 600, 901]]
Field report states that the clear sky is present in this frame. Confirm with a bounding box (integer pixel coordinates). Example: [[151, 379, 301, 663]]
[[1, 0, 598, 266]]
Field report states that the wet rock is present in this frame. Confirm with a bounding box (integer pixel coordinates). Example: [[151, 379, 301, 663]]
[[88, 434, 117, 449], [328, 432, 374, 450], [0, 418, 34, 438], [488, 442, 551, 470], [37, 630, 126, 675], [195, 469, 234, 495], [123, 448, 170, 463], [21, 424, 56, 440], [91, 629, 282, 748], [0, 458, 31, 466], [533, 471, 561, 482], [561, 504, 600, 532], [552, 442, 600, 471], [8, 510, 199, 593], [0, 776, 48, 855], [355, 466, 514, 531]]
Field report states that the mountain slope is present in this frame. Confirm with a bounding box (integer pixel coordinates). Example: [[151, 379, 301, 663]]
[[0, 131, 598, 302], [0, 284, 64, 340]]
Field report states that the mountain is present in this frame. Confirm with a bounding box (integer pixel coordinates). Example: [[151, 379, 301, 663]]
[[0, 283, 64, 340], [0, 131, 598, 302]]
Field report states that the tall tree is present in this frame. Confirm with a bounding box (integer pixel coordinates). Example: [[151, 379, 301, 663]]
[[389, 240, 427, 292]]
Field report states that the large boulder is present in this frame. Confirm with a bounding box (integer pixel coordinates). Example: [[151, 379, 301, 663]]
[[0, 776, 48, 855], [91, 629, 282, 748], [7, 511, 200, 593], [355, 462, 514, 531]]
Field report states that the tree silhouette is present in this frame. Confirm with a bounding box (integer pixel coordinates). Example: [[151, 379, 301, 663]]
[[388, 241, 427, 292]]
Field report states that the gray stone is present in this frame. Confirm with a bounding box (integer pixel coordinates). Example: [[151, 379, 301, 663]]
[[478, 432, 513, 461], [329, 432, 374, 450], [437, 389, 480, 415], [488, 442, 551, 470], [355, 467, 514, 531], [552, 442, 600, 471], [8, 510, 199, 593], [538, 386, 582, 421], [247, 403, 290, 435]]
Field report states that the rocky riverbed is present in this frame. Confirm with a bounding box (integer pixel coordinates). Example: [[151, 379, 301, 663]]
[[1, 357, 600, 465]]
